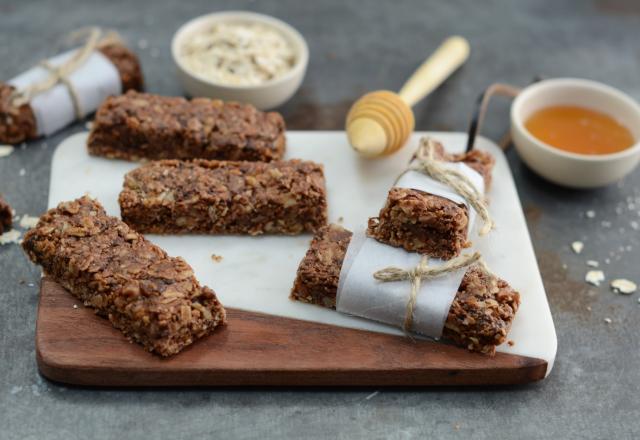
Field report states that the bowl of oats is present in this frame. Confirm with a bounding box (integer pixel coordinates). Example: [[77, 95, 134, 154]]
[[172, 11, 308, 109]]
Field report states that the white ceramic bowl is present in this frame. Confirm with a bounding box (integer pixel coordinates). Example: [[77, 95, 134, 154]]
[[511, 78, 640, 188], [171, 11, 308, 110]]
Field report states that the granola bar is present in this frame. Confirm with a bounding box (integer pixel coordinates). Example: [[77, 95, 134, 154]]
[[119, 159, 327, 235], [88, 91, 286, 162], [291, 224, 520, 355], [0, 42, 143, 144], [22, 196, 226, 357], [367, 140, 495, 259], [0, 195, 12, 234]]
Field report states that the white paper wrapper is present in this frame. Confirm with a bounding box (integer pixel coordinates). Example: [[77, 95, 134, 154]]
[[336, 161, 484, 338], [8, 49, 121, 136]]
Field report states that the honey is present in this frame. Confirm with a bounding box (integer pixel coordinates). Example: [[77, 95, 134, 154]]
[[524, 105, 635, 155]]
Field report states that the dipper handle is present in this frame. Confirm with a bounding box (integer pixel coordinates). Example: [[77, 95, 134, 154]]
[[398, 36, 470, 107]]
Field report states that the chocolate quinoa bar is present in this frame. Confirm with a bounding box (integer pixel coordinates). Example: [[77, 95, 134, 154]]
[[0, 43, 143, 144], [88, 91, 286, 162], [119, 159, 327, 235], [367, 140, 495, 259], [0, 195, 12, 234], [22, 196, 225, 357], [291, 224, 520, 355]]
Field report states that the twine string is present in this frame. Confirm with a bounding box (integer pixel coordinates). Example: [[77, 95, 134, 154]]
[[373, 251, 482, 334], [401, 137, 494, 235], [9, 27, 121, 118]]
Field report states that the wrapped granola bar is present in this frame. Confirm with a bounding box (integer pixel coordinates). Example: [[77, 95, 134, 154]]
[[0, 29, 143, 144]]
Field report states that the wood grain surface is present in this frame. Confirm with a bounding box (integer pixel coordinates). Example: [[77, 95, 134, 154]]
[[36, 278, 547, 386]]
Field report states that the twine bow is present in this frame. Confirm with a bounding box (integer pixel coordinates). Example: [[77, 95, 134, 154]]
[[403, 137, 494, 236], [9, 27, 122, 118], [373, 251, 482, 334]]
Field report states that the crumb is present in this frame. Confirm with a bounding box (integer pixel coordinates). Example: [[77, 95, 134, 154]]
[[18, 168, 26, 177], [601, 220, 611, 228], [337, 216, 344, 223], [211, 254, 223, 263], [586, 260, 599, 268], [137, 38, 148, 50], [605, 258, 611, 264], [507, 340, 515, 346], [27, 282, 34, 287], [562, 263, 568, 270], [19, 214, 39, 229], [73, 304, 78, 309], [610, 279, 637, 295], [453, 423, 461, 431], [0, 145, 15, 157], [585, 270, 605, 287], [604, 317, 612, 324], [365, 390, 379, 400], [9, 386, 22, 395], [586, 210, 596, 219], [631, 220, 639, 230], [586, 306, 592, 311], [85, 121, 93, 130], [0, 229, 21, 245], [571, 241, 584, 254]]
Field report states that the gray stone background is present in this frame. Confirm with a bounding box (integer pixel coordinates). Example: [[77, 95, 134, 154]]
[[1, 0, 639, 438]]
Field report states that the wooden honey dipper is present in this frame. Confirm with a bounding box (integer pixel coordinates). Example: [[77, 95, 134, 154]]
[[346, 36, 470, 157]]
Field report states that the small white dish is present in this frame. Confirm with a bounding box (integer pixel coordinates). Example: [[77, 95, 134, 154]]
[[171, 11, 308, 110], [511, 78, 640, 188]]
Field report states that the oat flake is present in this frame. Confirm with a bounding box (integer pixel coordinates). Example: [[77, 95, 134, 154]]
[[180, 22, 296, 86], [0, 229, 21, 245], [610, 278, 637, 295], [571, 241, 584, 254], [19, 215, 39, 229], [585, 270, 605, 287], [0, 145, 14, 157]]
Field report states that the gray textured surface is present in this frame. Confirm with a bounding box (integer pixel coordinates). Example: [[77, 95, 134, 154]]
[[1, 0, 640, 439]]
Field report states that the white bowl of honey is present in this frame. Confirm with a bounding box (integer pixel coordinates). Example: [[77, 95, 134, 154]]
[[511, 78, 640, 188]]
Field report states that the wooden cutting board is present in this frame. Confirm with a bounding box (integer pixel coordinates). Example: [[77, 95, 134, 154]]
[[36, 131, 557, 386], [37, 278, 547, 386]]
